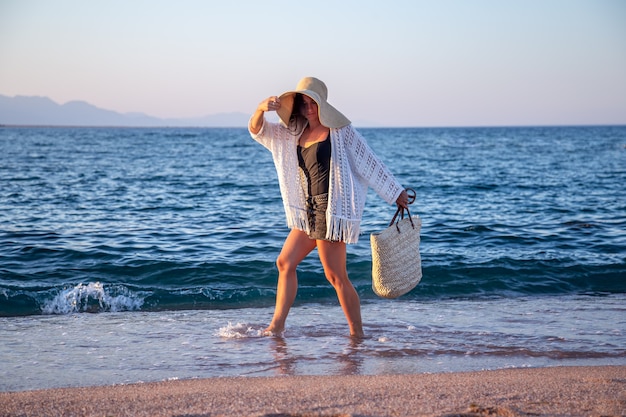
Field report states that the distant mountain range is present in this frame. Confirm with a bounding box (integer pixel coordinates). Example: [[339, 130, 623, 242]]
[[0, 94, 250, 127]]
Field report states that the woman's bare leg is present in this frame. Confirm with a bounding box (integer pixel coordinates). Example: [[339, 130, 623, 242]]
[[264, 229, 316, 335], [317, 240, 364, 338]]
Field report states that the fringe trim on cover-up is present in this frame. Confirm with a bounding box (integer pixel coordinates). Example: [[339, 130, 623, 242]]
[[285, 206, 361, 244], [327, 215, 361, 244], [285, 206, 310, 235]]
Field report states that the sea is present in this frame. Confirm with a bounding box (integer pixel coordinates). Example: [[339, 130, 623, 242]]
[[1, 125, 625, 392]]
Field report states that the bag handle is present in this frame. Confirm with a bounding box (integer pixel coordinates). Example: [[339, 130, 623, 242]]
[[388, 188, 417, 232]]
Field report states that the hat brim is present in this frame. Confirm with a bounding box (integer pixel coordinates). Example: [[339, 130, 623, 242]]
[[277, 89, 350, 129]]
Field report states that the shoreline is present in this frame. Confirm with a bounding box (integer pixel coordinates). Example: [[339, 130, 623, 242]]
[[1, 366, 624, 417]]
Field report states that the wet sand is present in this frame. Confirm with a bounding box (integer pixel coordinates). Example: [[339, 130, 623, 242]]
[[1, 366, 624, 416]]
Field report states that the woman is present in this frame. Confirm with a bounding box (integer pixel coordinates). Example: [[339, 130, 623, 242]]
[[249, 77, 409, 338]]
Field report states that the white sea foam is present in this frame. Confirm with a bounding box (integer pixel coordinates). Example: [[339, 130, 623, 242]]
[[41, 282, 144, 314], [217, 322, 261, 338]]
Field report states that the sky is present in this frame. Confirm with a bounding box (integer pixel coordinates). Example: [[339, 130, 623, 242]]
[[1, 0, 625, 127]]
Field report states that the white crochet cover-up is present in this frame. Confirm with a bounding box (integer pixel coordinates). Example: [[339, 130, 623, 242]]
[[250, 118, 403, 244]]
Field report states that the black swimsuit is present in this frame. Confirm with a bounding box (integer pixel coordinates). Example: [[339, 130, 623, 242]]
[[298, 135, 331, 196], [297, 134, 331, 240]]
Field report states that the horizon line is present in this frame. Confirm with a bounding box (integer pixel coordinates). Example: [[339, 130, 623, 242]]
[[2, 123, 625, 129]]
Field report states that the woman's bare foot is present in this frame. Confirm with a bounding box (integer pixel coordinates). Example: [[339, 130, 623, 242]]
[[350, 329, 365, 339], [349, 320, 364, 339], [262, 326, 284, 337]]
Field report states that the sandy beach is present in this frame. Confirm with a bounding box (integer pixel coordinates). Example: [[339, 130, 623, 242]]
[[1, 366, 624, 417]]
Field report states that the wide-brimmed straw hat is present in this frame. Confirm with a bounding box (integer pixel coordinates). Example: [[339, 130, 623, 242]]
[[277, 77, 351, 128]]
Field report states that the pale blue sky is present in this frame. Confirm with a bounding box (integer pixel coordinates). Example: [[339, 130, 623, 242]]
[[1, 0, 625, 126]]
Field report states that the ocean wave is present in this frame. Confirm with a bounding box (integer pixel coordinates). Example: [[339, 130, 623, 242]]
[[40, 282, 146, 314], [1, 256, 624, 317]]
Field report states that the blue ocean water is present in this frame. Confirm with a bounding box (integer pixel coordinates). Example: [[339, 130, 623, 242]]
[[1, 126, 625, 391]]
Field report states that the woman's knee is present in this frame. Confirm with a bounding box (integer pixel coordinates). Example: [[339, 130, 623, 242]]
[[324, 270, 349, 289], [276, 254, 296, 274], [276, 230, 316, 274]]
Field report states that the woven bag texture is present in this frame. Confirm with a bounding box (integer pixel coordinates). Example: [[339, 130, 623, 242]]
[[370, 215, 422, 298]]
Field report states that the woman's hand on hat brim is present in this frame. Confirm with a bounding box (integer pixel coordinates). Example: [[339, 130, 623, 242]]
[[259, 96, 281, 113]]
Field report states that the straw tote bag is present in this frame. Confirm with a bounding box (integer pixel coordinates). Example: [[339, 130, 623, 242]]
[[370, 189, 422, 298]]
